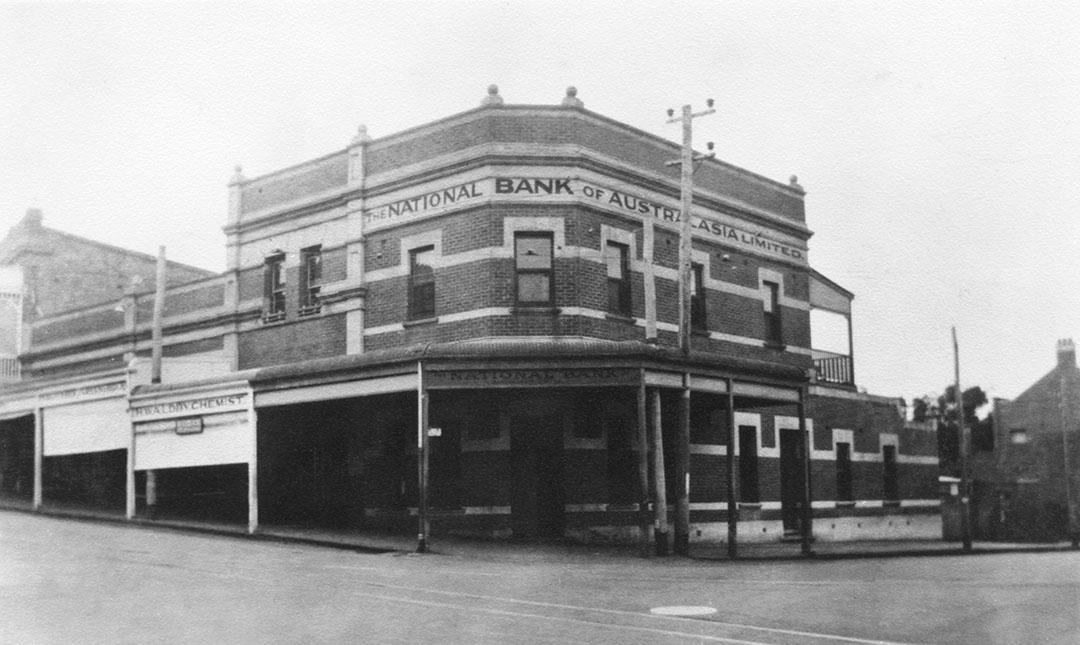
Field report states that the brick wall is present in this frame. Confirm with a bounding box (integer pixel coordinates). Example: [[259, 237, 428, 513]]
[[240, 153, 349, 214], [365, 110, 804, 224], [238, 314, 346, 369], [32, 308, 124, 345], [135, 281, 225, 323]]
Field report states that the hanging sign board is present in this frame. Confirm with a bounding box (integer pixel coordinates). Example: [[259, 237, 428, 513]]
[[174, 417, 204, 435]]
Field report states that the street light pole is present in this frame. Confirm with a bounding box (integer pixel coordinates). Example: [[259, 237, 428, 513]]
[[666, 101, 714, 555], [954, 326, 972, 552]]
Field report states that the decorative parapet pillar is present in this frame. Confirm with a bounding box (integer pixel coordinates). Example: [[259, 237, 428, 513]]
[[224, 166, 246, 369], [226, 166, 246, 272], [345, 125, 371, 355], [120, 275, 140, 363]]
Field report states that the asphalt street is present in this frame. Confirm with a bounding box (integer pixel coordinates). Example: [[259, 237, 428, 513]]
[[1, 512, 1078, 644]]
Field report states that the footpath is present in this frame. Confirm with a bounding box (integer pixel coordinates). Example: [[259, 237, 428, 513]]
[[4, 501, 1075, 564]]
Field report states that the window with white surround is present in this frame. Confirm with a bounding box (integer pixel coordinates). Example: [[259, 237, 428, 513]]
[[605, 241, 630, 315], [763, 280, 782, 345], [738, 425, 760, 503], [408, 246, 435, 320], [835, 441, 853, 501], [299, 245, 322, 315], [514, 232, 554, 306], [691, 262, 706, 330], [263, 252, 286, 322]]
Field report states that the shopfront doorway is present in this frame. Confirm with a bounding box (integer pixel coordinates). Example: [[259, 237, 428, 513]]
[[510, 413, 564, 538], [779, 427, 806, 535]]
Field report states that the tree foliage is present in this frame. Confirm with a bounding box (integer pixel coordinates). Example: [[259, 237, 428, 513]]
[[915, 385, 994, 476]]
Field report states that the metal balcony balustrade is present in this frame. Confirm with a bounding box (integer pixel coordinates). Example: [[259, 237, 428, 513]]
[[812, 349, 853, 386]]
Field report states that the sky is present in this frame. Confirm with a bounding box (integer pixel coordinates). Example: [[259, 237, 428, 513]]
[[2, 1, 1078, 407]]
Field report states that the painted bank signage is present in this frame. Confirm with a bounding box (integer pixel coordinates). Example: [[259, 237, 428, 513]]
[[364, 176, 806, 263], [427, 367, 638, 389]]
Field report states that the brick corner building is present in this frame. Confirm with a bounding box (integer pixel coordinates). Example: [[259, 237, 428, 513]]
[[0, 87, 940, 549]]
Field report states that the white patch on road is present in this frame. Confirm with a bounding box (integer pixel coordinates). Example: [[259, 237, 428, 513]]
[[650, 605, 718, 617]]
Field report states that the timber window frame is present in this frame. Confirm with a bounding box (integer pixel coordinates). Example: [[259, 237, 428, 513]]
[[763, 280, 782, 346], [263, 252, 286, 323], [605, 241, 631, 316], [298, 245, 322, 316], [514, 232, 554, 306], [408, 245, 436, 321], [690, 262, 707, 330]]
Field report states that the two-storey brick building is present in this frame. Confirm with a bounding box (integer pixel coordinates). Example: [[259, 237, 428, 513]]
[[0, 87, 939, 548], [990, 340, 1080, 542]]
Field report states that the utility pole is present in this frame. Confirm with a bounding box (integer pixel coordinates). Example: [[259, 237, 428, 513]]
[[954, 326, 972, 552], [666, 101, 715, 555], [151, 246, 167, 384], [417, 360, 430, 553], [1060, 358, 1079, 549]]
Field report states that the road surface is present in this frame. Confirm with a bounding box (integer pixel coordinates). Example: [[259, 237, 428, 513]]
[[1, 512, 1078, 644]]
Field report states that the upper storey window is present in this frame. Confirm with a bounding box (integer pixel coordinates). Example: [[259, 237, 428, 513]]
[[514, 233, 554, 306], [763, 280, 782, 346], [605, 241, 631, 316], [409, 246, 436, 320], [690, 263, 706, 330], [299, 246, 322, 316], [263, 252, 286, 323]]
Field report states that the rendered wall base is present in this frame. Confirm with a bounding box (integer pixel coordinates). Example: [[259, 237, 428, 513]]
[[567, 513, 943, 545]]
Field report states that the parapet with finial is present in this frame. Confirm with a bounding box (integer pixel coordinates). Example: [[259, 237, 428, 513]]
[[481, 84, 504, 107], [561, 86, 583, 108]]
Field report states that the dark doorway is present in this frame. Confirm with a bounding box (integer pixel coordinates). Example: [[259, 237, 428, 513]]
[[137, 463, 248, 524], [257, 399, 362, 529], [0, 415, 34, 503], [510, 414, 564, 538], [43, 449, 126, 512], [779, 428, 806, 535]]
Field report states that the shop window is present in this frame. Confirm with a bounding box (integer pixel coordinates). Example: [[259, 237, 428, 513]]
[[738, 425, 759, 503], [459, 400, 499, 441], [605, 241, 631, 316], [882, 445, 899, 501], [689, 397, 724, 444], [514, 232, 554, 306], [408, 246, 435, 320], [606, 411, 637, 504], [299, 246, 322, 316], [763, 280, 782, 345], [574, 404, 604, 440], [835, 441, 853, 502], [690, 263, 706, 330], [263, 252, 286, 322]]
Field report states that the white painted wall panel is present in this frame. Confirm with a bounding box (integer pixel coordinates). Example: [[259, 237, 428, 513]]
[[135, 411, 251, 471], [42, 398, 128, 456]]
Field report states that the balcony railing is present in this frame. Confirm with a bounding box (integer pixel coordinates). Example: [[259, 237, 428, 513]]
[[812, 351, 853, 386], [0, 355, 20, 382]]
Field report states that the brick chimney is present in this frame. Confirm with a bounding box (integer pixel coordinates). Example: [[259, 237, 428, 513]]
[[20, 207, 43, 228], [1058, 338, 1076, 368]]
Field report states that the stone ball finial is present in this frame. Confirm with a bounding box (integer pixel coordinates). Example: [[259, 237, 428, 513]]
[[351, 123, 372, 145], [229, 165, 246, 185], [481, 84, 504, 107], [789, 175, 803, 191], [561, 86, 584, 108], [22, 207, 43, 228]]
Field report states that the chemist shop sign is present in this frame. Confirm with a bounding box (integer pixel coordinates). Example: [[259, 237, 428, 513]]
[[363, 176, 806, 263]]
